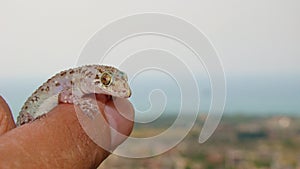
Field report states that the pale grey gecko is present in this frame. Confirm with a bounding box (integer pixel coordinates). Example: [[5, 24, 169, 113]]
[[16, 65, 131, 126]]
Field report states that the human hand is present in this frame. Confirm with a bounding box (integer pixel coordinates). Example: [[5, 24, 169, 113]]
[[0, 95, 134, 168]]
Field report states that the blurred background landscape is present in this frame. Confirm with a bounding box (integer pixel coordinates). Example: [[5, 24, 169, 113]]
[[100, 115, 300, 169], [0, 0, 299, 169]]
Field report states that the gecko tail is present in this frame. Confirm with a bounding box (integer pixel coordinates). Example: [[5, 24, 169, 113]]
[[16, 111, 35, 126]]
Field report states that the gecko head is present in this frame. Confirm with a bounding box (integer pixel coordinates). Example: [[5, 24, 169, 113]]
[[93, 65, 131, 98]]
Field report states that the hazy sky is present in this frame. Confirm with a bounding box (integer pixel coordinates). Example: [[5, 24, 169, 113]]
[[0, 0, 299, 77], [0, 1, 299, 116]]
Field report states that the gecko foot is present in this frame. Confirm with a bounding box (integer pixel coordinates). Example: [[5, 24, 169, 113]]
[[35, 114, 47, 121], [74, 97, 100, 119], [59, 89, 74, 104]]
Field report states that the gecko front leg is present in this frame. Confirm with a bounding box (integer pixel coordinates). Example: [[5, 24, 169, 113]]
[[73, 97, 101, 119], [58, 88, 74, 104], [59, 88, 101, 119]]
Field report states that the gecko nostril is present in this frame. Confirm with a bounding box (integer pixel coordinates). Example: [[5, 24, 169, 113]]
[[124, 74, 128, 81], [119, 71, 128, 81]]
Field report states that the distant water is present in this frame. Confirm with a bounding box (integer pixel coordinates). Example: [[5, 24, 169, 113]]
[[0, 74, 299, 119], [225, 75, 300, 115]]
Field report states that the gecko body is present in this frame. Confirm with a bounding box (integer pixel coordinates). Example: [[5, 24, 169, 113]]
[[17, 65, 131, 126]]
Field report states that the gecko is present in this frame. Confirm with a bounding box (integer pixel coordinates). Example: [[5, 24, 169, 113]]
[[16, 65, 131, 126]]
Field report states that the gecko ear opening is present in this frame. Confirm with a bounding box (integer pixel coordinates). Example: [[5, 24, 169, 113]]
[[100, 72, 112, 86]]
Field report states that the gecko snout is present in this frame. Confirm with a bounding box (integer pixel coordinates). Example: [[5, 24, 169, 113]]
[[126, 88, 132, 98]]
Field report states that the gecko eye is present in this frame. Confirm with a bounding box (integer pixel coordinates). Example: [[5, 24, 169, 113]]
[[101, 72, 112, 86]]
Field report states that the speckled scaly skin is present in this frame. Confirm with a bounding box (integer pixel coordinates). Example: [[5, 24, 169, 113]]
[[16, 65, 131, 126]]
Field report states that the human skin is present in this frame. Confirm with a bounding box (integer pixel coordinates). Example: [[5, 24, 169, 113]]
[[0, 95, 134, 168]]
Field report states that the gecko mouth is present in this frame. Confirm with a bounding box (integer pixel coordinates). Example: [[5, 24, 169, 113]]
[[82, 93, 113, 104]]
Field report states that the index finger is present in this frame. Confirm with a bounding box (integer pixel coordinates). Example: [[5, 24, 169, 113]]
[[0, 94, 134, 169]]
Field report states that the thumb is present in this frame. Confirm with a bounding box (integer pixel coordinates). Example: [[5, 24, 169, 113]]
[[0, 95, 16, 135]]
